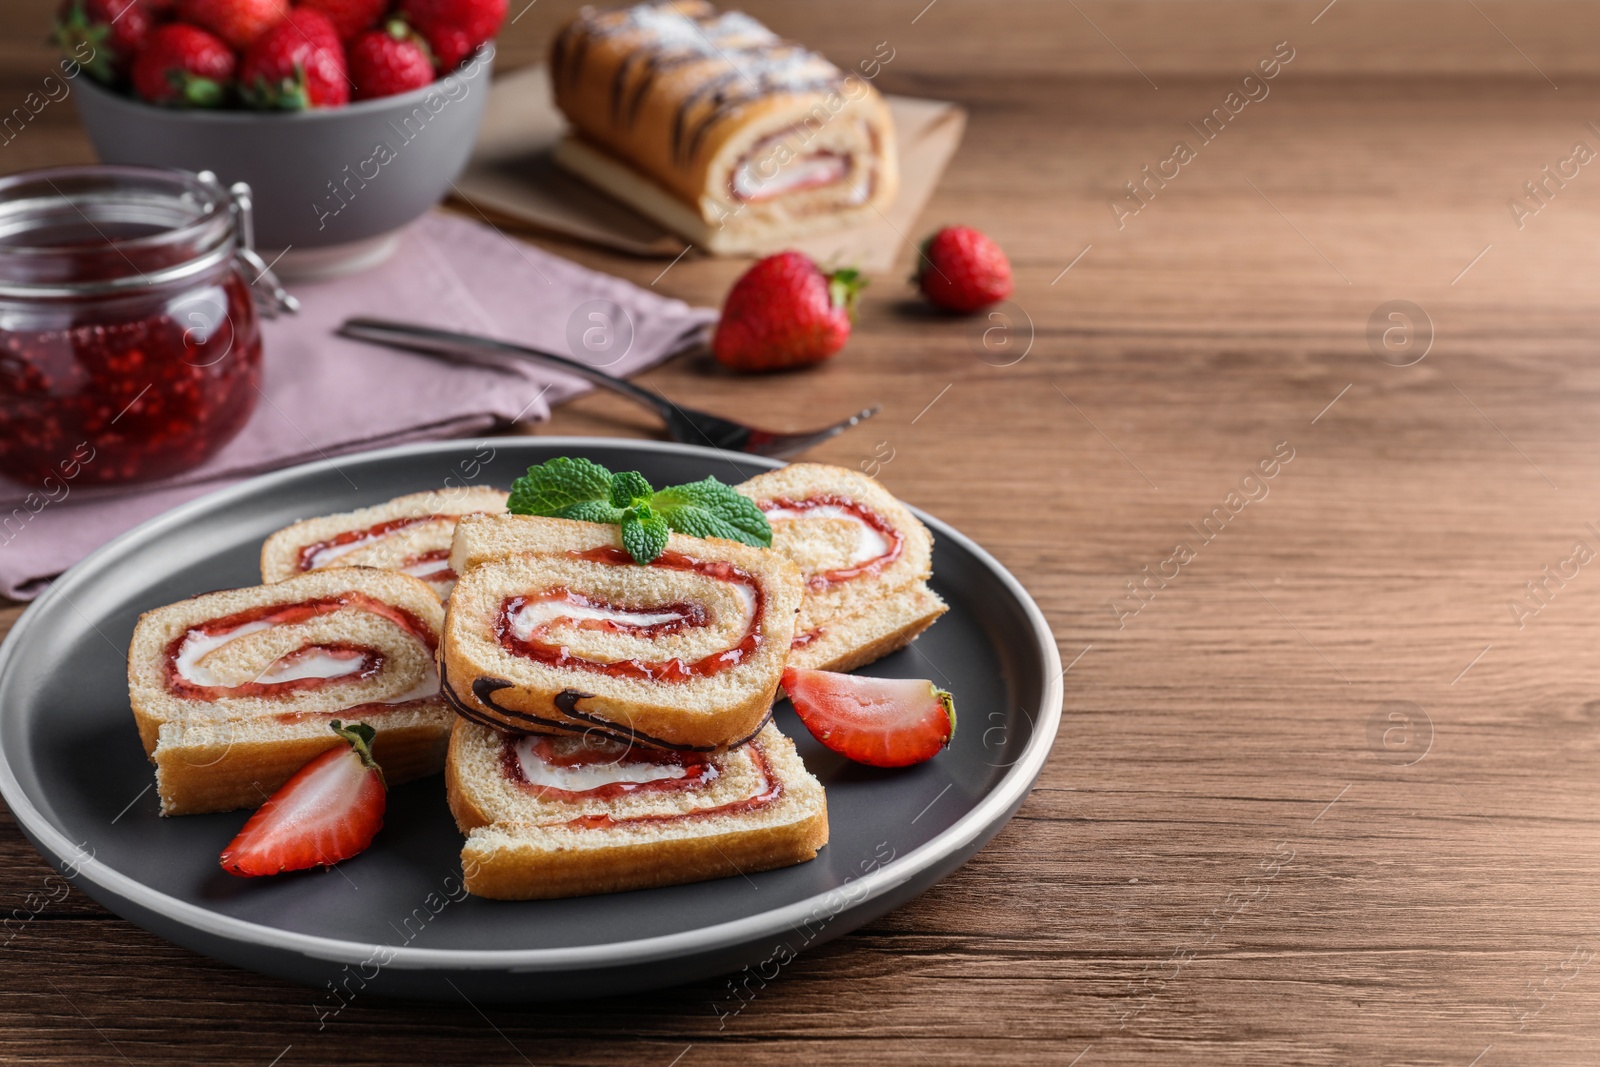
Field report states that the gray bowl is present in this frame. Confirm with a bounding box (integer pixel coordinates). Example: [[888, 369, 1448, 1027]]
[[71, 46, 494, 259]]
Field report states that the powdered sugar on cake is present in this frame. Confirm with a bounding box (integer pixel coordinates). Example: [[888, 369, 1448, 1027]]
[[618, 4, 839, 88]]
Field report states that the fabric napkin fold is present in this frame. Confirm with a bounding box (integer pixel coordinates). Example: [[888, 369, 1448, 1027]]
[[0, 211, 716, 600]]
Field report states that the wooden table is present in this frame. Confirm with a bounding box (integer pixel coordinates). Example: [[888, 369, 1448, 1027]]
[[6, 1, 1600, 1062]]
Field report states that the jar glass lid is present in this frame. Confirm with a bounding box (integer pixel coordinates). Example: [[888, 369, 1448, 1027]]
[[0, 165, 235, 298]]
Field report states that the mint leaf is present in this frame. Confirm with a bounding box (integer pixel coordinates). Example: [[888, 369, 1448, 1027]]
[[620, 503, 670, 564], [652, 477, 772, 547], [609, 470, 653, 509], [508, 457, 614, 518], [558, 499, 626, 524], [506, 457, 769, 560]]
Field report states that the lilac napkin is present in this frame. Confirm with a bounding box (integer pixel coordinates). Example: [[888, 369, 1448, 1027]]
[[0, 211, 715, 600]]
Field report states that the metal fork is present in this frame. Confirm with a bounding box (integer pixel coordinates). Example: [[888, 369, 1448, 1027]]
[[338, 317, 879, 459]]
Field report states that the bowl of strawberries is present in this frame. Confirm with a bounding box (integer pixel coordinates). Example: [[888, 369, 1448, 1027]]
[[58, 0, 505, 273]]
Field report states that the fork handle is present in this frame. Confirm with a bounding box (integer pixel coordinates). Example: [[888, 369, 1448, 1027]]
[[337, 317, 677, 421]]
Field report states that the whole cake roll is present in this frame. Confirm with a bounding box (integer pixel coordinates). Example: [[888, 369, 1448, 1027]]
[[550, 0, 898, 253]]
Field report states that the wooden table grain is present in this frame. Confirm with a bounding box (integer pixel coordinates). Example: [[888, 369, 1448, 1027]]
[[6, 1, 1600, 1063]]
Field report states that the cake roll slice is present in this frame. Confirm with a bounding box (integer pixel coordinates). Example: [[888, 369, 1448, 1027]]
[[737, 463, 947, 673], [128, 569, 452, 815], [442, 514, 803, 751], [550, 0, 898, 253], [260, 487, 509, 600], [447, 718, 827, 899]]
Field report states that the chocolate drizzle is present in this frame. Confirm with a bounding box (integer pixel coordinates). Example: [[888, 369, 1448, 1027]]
[[554, 688, 594, 718], [439, 660, 772, 753], [555, 1, 848, 168]]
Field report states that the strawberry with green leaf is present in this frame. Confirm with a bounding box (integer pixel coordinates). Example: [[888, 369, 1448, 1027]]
[[349, 20, 435, 100], [783, 667, 957, 768], [238, 7, 350, 110], [399, 0, 506, 72], [132, 24, 236, 107], [54, 0, 153, 84], [219, 721, 387, 877], [712, 251, 865, 372]]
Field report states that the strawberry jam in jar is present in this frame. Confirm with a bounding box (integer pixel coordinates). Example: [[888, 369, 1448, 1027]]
[[0, 166, 295, 486]]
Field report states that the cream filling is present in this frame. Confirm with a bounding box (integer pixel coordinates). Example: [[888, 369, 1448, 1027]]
[[303, 535, 382, 571], [763, 504, 891, 567], [173, 618, 438, 701], [731, 581, 758, 625], [401, 558, 453, 580], [508, 599, 695, 640], [253, 647, 371, 685], [302, 520, 449, 571], [514, 736, 689, 791], [392, 660, 440, 702], [510, 584, 758, 639], [732, 151, 850, 202], [174, 621, 274, 687]]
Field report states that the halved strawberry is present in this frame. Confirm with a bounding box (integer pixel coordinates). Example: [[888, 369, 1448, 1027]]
[[219, 720, 386, 877], [782, 667, 956, 768]]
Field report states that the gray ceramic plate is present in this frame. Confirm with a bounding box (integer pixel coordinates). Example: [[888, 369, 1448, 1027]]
[[0, 439, 1060, 1002]]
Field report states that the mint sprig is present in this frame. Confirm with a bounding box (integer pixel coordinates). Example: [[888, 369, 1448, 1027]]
[[651, 477, 772, 546], [621, 502, 670, 562], [506, 456, 619, 518], [507, 458, 772, 564]]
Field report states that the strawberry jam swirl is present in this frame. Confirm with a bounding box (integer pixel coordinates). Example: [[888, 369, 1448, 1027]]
[[163, 592, 437, 702], [552, 742, 782, 831], [399, 547, 456, 584], [758, 495, 904, 590], [791, 628, 824, 649], [494, 546, 764, 682], [501, 734, 718, 801], [295, 514, 461, 573]]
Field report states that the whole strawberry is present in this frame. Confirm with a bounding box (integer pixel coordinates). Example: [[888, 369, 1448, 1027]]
[[712, 251, 865, 372], [131, 24, 235, 106], [399, 0, 506, 72], [300, 0, 389, 42], [349, 20, 434, 100], [914, 225, 1013, 314], [53, 0, 153, 83], [239, 8, 350, 110], [178, 0, 288, 50]]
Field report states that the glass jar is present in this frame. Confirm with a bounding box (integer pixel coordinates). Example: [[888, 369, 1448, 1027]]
[[0, 166, 296, 487]]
